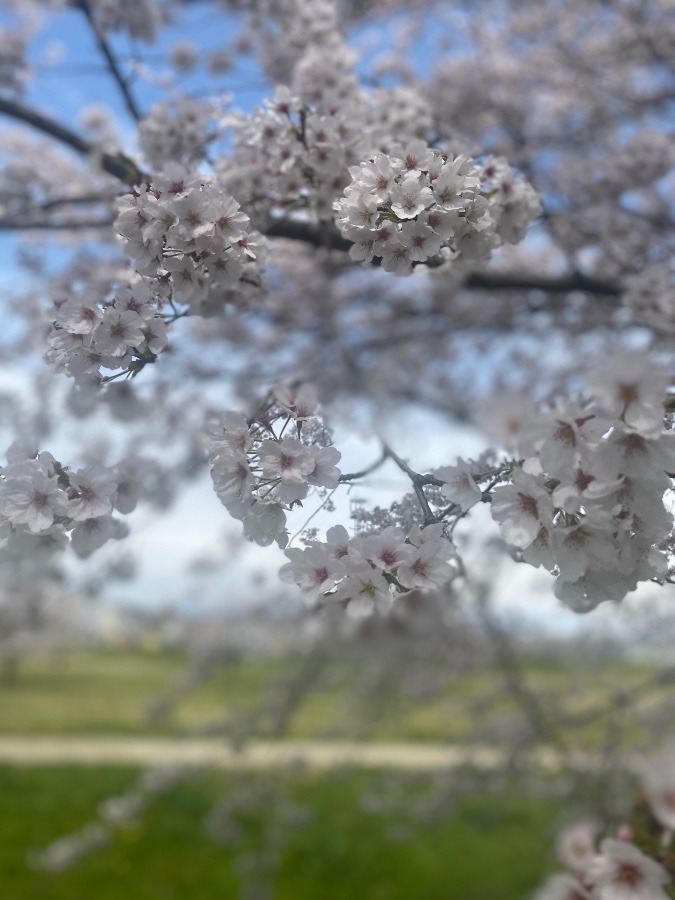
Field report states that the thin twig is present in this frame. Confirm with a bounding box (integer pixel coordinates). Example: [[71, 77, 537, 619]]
[[338, 448, 389, 482], [288, 487, 339, 547]]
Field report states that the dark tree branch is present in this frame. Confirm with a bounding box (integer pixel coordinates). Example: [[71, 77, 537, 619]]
[[0, 96, 90, 154], [265, 219, 351, 251], [74, 0, 142, 122], [40, 193, 111, 211], [0, 96, 145, 185], [265, 218, 621, 297], [464, 271, 620, 298]]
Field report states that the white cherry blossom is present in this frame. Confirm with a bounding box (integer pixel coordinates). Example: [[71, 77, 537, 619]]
[[585, 839, 670, 900], [436, 459, 482, 511]]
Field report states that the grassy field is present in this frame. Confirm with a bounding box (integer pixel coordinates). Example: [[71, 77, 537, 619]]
[[0, 648, 671, 898], [0, 765, 562, 900], [0, 647, 660, 747], [0, 649, 283, 736]]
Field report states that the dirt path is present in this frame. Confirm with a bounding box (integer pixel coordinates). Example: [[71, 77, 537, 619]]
[[0, 737, 624, 772]]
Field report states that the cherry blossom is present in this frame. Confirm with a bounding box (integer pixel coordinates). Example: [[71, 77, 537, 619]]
[[585, 839, 670, 900], [642, 739, 675, 831]]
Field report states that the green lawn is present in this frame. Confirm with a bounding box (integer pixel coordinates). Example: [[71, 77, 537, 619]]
[[0, 649, 288, 736], [0, 648, 660, 749], [0, 765, 561, 900]]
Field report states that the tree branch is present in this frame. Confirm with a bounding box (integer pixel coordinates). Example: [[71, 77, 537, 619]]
[[74, 0, 142, 123], [265, 219, 620, 296], [464, 271, 620, 297], [338, 449, 389, 483], [40, 193, 110, 211], [380, 442, 444, 525], [0, 97, 90, 154], [0, 97, 145, 185]]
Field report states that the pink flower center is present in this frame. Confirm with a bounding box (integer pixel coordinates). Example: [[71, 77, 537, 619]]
[[379, 549, 398, 567], [615, 863, 642, 886], [517, 492, 538, 518]]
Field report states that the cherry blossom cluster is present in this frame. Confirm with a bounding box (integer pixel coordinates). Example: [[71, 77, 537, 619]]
[[362, 87, 434, 157], [220, 88, 358, 223], [347, 453, 509, 536], [534, 822, 670, 899], [214, 4, 435, 226], [45, 282, 168, 389], [114, 166, 265, 315], [206, 384, 341, 549], [89, 0, 162, 42], [480, 155, 543, 246], [0, 443, 140, 562], [535, 740, 675, 898], [334, 143, 540, 275], [277, 447, 510, 615], [280, 522, 458, 616], [215, 359, 674, 615], [220, 80, 431, 225], [490, 357, 675, 611], [623, 266, 675, 334], [218, 6, 364, 219], [0, 133, 109, 222], [168, 41, 198, 73], [601, 130, 673, 196], [240, 0, 344, 86], [138, 99, 217, 171]]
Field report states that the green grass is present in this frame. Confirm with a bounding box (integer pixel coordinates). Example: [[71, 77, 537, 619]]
[[0, 765, 561, 900], [0, 649, 289, 736], [0, 648, 661, 749]]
